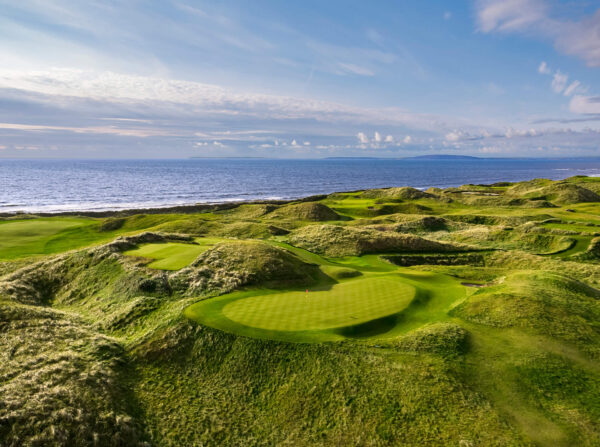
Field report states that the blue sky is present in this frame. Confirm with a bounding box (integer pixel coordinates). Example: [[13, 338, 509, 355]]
[[0, 0, 598, 158]]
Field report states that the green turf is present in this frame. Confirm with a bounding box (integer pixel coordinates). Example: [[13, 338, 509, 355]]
[[0, 218, 96, 259], [222, 276, 415, 331], [185, 261, 467, 342], [123, 238, 222, 270]]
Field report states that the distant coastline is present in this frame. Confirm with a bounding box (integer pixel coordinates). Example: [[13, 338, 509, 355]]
[[324, 154, 481, 160]]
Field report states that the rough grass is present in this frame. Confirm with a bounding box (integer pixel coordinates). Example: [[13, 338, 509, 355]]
[[289, 224, 464, 257], [0, 303, 148, 446], [269, 202, 341, 221]]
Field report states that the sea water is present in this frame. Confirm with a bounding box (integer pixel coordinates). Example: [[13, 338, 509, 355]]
[[2, 158, 600, 213]]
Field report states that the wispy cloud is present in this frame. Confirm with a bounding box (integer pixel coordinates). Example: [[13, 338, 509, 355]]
[[551, 71, 568, 94], [563, 81, 581, 97], [536, 61, 586, 102], [476, 0, 600, 67], [538, 61, 551, 74], [569, 95, 600, 115]]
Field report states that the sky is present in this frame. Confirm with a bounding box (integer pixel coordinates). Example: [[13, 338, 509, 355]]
[[0, 0, 599, 158]]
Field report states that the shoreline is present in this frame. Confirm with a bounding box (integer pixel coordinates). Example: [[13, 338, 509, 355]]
[[0, 194, 331, 218]]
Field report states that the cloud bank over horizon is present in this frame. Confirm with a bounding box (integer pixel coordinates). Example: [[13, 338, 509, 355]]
[[0, 0, 598, 158]]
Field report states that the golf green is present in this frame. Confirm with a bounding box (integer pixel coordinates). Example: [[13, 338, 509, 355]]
[[124, 238, 222, 270], [223, 277, 416, 331], [185, 266, 468, 342]]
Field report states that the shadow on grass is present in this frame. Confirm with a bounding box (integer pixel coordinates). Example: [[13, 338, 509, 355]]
[[337, 287, 433, 339], [335, 314, 399, 338]]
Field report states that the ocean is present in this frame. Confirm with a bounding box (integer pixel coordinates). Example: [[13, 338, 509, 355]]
[[2, 158, 600, 213]]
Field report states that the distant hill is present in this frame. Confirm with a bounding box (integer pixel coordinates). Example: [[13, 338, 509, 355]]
[[324, 155, 482, 160], [404, 154, 481, 160], [323, 157, 382, 160]]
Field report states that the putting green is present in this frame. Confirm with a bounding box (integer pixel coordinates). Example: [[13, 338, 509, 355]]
[[124, 238, 222, 270], [223, 277, 415, 331], [185, 264, 468, 342]]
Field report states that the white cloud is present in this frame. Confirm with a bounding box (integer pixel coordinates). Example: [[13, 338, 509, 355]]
[[403, 135, 412, 144], [554, 10, 600, 68], [476, 0, 547, 33], [551, 71, 568, 93], [476, 0, 600, 67], [538, 61, 551, 74], [563, 80, 581, 97], [374, 131, 382, 142], [569, 95, 600, 114], [0, 122, 178, 137], [0, 68, 458, 132], [366, 29, 384, 45], [357, 132, 369, 143], [504, 128, 538, 138], [537, 63, 585, 100], [445, 131, 464, 142], [337, 62, 375, 77]]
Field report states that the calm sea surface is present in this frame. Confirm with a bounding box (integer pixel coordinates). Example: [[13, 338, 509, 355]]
[[2, 158, 600, 213]]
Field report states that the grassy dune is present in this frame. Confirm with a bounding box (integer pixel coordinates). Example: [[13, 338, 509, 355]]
[[2, 176, 600, 446]]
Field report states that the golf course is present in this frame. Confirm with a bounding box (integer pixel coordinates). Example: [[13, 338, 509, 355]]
[[2, 176, 600, 446]]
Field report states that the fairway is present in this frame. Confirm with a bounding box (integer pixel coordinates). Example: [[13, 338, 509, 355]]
[[223, 277, 415, 331], [0, 218, 95, 259], [124, 238, 221, 270]]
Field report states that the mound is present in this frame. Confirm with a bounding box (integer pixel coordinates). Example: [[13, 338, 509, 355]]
[[507, 181, 600, 204], [270, 202, 340, 221], [574, 236, 600, 261], [155, 217, 220, 235], [451, 272, 600, 357], [288, 224, 463, 257], [393, 322, 469, 356], [444, 224, 574, 253], [361, 186, 435, 200], [99, 216, 126, 231], [388, 216, 450, 232], [0, 304, 147, 446], [538, 183, 600, 204], [214, 222, 282, 238], [0, 234, 183, 311], [221, 203, 280, 219], [132, 320, 521, 446], [505, 178, 553, 196], [171, 241, 319, 295]]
